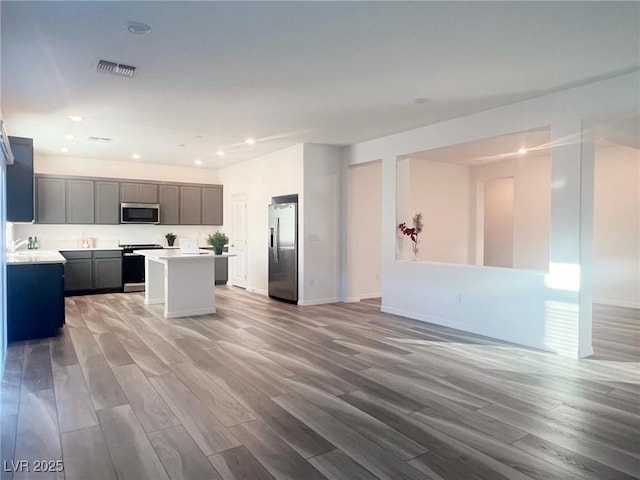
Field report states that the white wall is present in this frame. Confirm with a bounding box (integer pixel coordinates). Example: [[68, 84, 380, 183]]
[[36, 154, 219, 184], [301, 144, 343, 305], [593, 143, 640, 308], [483, 176, 514, 268], [347, 161, 382, 300], [406, 159, 470, 264], [12, 223, 212, 250], [471, 155, 551, 271], [345, 71, 639, 358], [395, 154, 550, 270], [218, 144, 304, 296]]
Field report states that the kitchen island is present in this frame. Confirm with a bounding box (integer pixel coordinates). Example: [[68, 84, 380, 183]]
[[134, 248, 234, 318]]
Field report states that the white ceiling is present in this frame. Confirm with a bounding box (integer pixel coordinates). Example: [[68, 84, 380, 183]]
[[2, 1, 639, 169], [408, 128, 551, 166]]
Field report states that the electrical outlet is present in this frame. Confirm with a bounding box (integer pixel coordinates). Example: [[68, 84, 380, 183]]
[[375, 273, 380, 280], [310, 279, 315, 287], [456, 292, 462, 303]]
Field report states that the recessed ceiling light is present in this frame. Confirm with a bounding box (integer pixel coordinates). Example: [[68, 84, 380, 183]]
[[413, 97, 429, 105], [216, 150, 225, 156], [245, 137, 255, 145], [194, 159, 202, 165], [60, 147, 69, 153], [124, 21, 152, 35], [178, 144, 187, 147], [132, 154, 141, 160], [65, 134, 76, 140], [68, 114, 84, 122], [518, 147, 528, 154]]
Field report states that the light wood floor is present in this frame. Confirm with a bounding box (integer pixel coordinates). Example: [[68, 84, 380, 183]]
[[1, 287, 639, 480]]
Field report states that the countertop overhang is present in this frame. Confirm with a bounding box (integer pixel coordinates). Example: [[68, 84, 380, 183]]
[[133, 248, 236, 260], [6, 250, 66, 265]]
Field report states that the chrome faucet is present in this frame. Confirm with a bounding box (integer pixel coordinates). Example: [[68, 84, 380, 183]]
[[8, 238, 29, 253]]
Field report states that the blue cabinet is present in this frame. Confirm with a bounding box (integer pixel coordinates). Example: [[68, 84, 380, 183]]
[[6, 136, 34, 222], [7, 263, 65, 342]]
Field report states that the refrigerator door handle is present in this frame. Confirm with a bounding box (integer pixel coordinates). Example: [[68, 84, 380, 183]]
[[274, 217, 280, 263], [270, 227, 274, 248]]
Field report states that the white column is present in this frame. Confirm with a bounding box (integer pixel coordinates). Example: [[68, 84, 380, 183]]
[[381, 154, 397, 309], [579, 125, 595, 358], [546, 117, 593, 358]]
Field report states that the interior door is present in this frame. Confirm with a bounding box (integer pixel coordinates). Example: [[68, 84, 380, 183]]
[[230, 193, 248, 288]]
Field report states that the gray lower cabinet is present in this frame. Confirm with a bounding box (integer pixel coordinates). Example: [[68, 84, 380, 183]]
[[159, 184, 180, 224], [180, 186, 202, 224], [214, 257, 228, 285], [66, 179, 95, 224], [121, 182, 158, 203], [36, 177, 66, 223], [61, 250, 122, 294], [95, 181, 120, 224], [92, 250, 122, 291], [202, 186, 223, 225], [62, 251, 93, 291]]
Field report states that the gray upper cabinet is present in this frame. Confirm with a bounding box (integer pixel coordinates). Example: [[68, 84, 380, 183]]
[[121, 182, 158, 203], [180, 186, 201, 224], [202, 186, 223, 225], [36, 174, 222, 226], [139, 183, 158, 203], [66, 179, 95, 224], [36, 177, 66, 224], [159, 184, 180, 225], [95, 181, 120, 224]]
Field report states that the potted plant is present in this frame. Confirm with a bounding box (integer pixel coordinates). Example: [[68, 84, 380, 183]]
[[165, 232, 177, 247], [207, 231, 229, 255]]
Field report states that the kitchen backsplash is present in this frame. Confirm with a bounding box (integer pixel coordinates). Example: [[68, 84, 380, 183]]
[[10, 223, 225, 250]]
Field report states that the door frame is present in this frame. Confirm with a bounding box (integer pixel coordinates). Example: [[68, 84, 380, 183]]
[[230, 192, 248, 288]]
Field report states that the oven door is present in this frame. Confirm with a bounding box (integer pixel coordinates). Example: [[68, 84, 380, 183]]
[[121, 203, 160, 224], [122, 253, 145, 291]]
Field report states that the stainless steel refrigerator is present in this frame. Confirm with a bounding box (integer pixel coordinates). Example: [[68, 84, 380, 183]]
[[268, 198, 298, 303]]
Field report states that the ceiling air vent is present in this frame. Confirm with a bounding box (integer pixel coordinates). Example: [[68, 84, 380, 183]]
[[96, 59, 136, 78]]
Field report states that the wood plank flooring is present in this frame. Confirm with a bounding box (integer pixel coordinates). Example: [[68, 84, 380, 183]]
[[1, 288, 638, 480]]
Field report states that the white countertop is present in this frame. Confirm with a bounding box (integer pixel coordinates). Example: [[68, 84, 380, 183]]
[[6, 250, 66, 265], [58, 247, 124, 251], [134, 249, 235, 260]]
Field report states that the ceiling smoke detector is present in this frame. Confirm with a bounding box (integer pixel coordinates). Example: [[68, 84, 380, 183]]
[[88, 136, 112, 143], [96, 59, 137, 78], [124, 21, 152, 35]]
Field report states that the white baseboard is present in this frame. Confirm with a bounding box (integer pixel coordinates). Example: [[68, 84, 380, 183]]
[[380, 305, 553, 354], [359, 292, 382, 300], [593, 298, 640, 309], [340, 296, 361, 303], [298, 297, 340, 306], [246, 287, 268, 296]]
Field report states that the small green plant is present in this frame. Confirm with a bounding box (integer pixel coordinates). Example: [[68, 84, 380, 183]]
[[207, 231, 229, 254], [165, 232, 177, 246]]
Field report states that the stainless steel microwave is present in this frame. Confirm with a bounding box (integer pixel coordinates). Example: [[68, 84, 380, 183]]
[[120, 203, 160, 224]]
